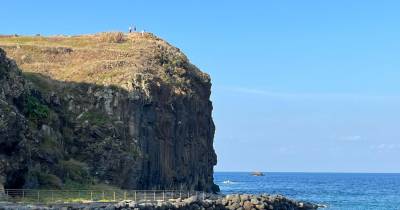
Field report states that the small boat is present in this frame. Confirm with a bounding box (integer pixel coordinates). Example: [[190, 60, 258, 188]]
[[251, 172, 265, 176]]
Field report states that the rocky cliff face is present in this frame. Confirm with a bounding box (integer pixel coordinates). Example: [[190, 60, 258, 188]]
[[0, 33, 218, 192]]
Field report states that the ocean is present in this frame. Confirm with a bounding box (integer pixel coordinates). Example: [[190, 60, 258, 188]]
[[214, 172, 400, 210]]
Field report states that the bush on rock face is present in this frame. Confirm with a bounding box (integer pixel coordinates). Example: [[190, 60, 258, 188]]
[[21, 94, 50, 125], [38, 134, 63, 159], [38, 173, 63, 189], [25, 168, 63, 189], [57, 159, 90, 183]]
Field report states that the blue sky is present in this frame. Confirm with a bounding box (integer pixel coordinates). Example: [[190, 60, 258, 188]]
[[2, 0, 400, 172]]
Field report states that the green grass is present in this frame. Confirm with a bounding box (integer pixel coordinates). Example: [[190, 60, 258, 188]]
[[6, 189, 123, 204], [62, 180, 121, 191]]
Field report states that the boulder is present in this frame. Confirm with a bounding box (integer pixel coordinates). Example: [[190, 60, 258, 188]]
[[256, 203, 266, 210], [243, 201, 253, 210], [227, 202, 240, 210], [240, 194, 250, 202], [251, 198, 260, 205], [183, 195, 198, 204], [230, 194, 241, 203], [191, 203, 201, 210]]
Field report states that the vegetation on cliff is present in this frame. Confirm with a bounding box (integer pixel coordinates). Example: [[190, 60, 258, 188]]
[[0, 32, 218, 192]]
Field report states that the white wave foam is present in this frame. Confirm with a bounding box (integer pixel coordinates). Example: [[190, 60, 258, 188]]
[[222, 180, 236, 184]]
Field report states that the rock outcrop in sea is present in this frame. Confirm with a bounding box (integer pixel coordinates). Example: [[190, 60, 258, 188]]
[[0, 33, 218, 192]]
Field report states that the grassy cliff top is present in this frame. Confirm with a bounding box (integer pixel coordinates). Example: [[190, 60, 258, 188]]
[[0, 32, 210, 93]]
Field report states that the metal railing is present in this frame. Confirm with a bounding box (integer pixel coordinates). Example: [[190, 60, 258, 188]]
[[0, 189, 207, 204]]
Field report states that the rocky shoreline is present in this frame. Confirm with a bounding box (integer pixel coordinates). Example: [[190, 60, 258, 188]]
[[0, 194, 323, 210]]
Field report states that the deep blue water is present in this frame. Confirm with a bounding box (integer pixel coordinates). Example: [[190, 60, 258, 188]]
[[214, 172, 400, 210]]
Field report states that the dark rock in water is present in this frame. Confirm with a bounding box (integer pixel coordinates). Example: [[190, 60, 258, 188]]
[[251, 172, 265, 176], [0, 33, 218, 192]]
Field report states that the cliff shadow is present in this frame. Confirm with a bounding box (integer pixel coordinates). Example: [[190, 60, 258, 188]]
[[1, 70, 217, 192]]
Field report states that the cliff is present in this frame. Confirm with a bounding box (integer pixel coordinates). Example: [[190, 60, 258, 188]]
[[0, 33, 218, 192]]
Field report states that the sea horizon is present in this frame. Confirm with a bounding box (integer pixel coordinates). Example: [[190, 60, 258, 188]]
[[215, 171, 400, 174]]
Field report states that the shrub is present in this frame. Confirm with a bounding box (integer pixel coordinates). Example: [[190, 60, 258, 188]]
[[24, 94, 50, 123], [99, 32, 125, 43], [23, 73, 53, 92], [38, 173, 63, 189], [27, 168, 63, 189], [58, 159, 89, 183], [171, 54, 186, 67], [39, 134, 63, 158]]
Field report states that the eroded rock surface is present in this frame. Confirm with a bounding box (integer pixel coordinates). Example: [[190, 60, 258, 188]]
[[0, 33, 218, 192]]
